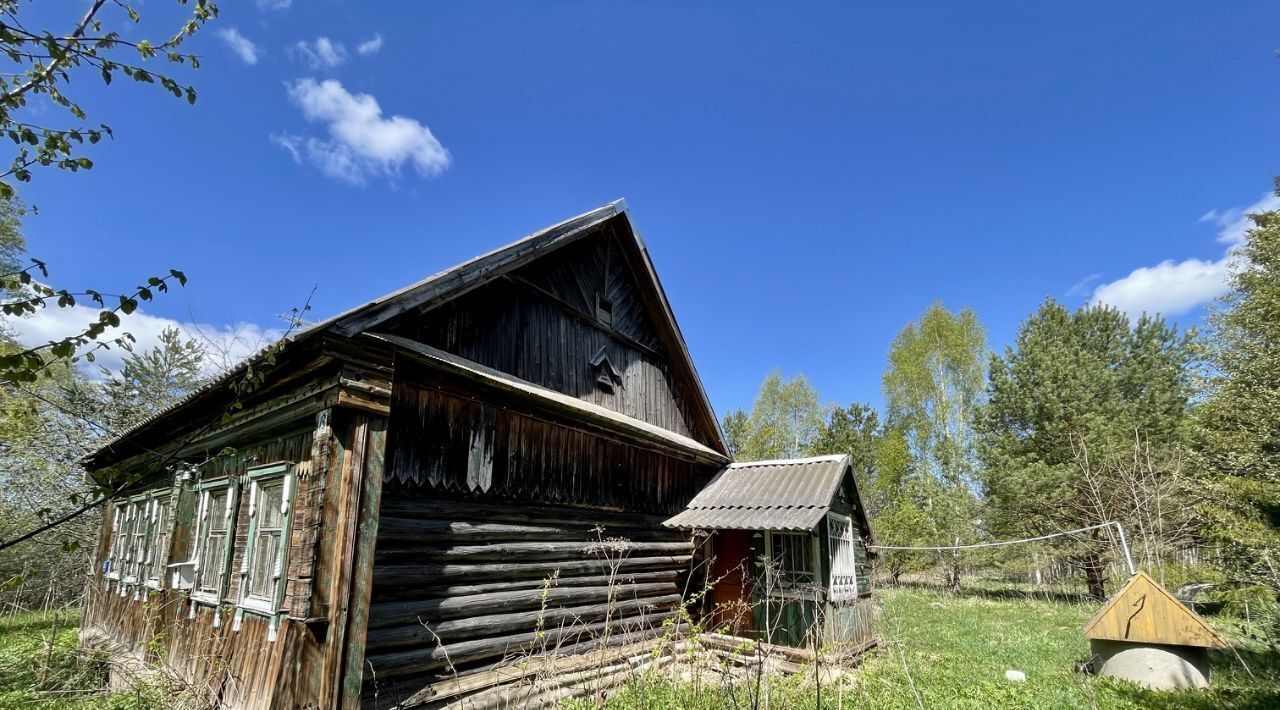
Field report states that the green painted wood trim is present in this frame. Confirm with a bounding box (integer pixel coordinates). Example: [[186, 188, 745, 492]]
[[191, 477, 238, 605], [340, 416, 387, 709], [237, 461, 298, 617]]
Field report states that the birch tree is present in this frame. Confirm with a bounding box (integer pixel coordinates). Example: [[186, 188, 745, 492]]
[[882, 302, 987, 592]]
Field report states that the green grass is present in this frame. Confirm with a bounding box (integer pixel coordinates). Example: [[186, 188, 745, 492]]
[[0, 609, 170, 709], [587, 587, 1280, 710]]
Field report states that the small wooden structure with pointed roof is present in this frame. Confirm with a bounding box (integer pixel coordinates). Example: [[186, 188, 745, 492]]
[[1083, 571, 1228, 689]]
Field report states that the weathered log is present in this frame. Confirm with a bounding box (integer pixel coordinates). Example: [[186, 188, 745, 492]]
[[379, 498, 671, 529], [371, 554, 692, 588], [367, 581, 678, 628], [376, 539, 691, 563], [371, 570, 680, 602], [375, 515, 685, 545], [392, 638, 662, 705], [365, 593, 682, 651], [364, 611, 679, 679]]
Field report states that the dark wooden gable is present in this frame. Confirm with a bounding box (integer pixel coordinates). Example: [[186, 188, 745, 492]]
[[512, 227, 661, 352], [384, 220, 713, 447]]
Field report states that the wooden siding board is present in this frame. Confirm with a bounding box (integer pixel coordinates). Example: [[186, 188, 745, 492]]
[[386, 381, 714, 514], [397, 263, 703, 445]]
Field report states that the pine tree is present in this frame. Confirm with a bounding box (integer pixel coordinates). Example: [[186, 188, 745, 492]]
[[1196, 181, 1280, 596], [981, 300, 1195, 599]]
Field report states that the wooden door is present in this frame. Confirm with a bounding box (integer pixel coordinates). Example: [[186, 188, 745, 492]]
[[708, 530, 754, 635]]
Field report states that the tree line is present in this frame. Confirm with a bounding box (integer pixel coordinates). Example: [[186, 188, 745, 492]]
[[724, 187, 1280, 610]]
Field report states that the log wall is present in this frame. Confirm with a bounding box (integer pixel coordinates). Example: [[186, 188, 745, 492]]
[[361, 493, 696, 708], [364, 373, 715, 708]]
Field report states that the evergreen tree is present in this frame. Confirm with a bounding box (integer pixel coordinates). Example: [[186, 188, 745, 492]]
[[100, 326, 206, 427], [1196, 181, 1280, 596], [981, 300, 1195, 599], [808, 402, 882, 515]]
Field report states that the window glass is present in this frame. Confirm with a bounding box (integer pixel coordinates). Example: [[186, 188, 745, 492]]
[[196, 486, 232, 599], [126, 499, 148, 583], [147, 495, 172, 586], [767, 531, 817, 592], [240, 465, 294, 614]]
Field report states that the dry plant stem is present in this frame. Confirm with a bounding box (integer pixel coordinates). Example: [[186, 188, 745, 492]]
[[895, 639, 924, 710]]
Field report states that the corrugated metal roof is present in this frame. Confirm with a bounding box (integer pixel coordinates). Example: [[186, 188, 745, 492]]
[[662, 454, 850, 532]]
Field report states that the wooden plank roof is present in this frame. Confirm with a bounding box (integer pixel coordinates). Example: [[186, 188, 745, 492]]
[[82, 201, 728, 466], [1083, 571, 1228, 648]]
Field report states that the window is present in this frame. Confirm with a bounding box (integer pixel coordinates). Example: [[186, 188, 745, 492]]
[[595, 294, 613, 327], [827, 513, 859, 601], [105, 503, 130, 580], [239, 463, 295, 615], [124, 496, 149, 584], [192, 479, 237, 604], [145, 492, 173, 589], [764, 531, 818, 596]]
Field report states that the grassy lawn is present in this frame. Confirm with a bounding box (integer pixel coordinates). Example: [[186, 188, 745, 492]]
[[0, 610, 170, 709], [593, 587, 1280, 710]]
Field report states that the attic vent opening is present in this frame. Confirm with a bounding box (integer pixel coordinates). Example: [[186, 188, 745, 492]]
[[590, 346, 621, 392], [595, 294, 613, 327]]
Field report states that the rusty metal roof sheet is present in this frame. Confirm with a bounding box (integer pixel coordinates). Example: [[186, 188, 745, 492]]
[[662, 454, 851, 532]]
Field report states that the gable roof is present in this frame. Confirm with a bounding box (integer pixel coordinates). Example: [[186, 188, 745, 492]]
[[83, 201, 727, 466], [662, 454, 872, 533], [1083, 571, 1228, 648]]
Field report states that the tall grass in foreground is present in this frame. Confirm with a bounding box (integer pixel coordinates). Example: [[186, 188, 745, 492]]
[[0, 610, 171, 709], [580, 588, 1280, 710]]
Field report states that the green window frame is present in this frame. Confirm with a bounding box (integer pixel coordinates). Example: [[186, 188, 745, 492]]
[[144, 490, 174, 590], [123, 495, 150, 586], [237, 462, 296, 616], [191, 477, 238, 605], [105, 502, 128, 580]]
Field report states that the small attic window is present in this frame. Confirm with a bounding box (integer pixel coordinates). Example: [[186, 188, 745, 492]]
[[595, 294, 613, 327]]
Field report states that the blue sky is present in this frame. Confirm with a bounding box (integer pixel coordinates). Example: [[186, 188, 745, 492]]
[[9, 1, 1280, 416]]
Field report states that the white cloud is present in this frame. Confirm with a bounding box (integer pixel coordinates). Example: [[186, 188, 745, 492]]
[[292, 37, 348, 70], [1090, 190, 1277, 319], [1091, 257, 1232, 320], [3, 304, 282, 378], [217, 27, 260, 65], [257, 0, 292, 10], [1200, 191, 1280, 247], [357, 34, 384, 56], [1065, 273, 1101, 298], [273, 78, 451, 185]]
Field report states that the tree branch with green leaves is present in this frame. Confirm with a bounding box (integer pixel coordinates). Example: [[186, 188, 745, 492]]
[[0, 0, 218, 197]]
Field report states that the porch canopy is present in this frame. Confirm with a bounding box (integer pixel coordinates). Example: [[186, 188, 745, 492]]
[[662, 454, 856, 532]]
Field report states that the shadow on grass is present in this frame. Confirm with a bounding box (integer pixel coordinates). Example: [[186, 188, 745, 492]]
[[892, 579, 1096, 605], [1105, 683, 1280, 710]]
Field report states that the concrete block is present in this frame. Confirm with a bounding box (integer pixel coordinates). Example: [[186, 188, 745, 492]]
[[1090, 639, 1210, 690]]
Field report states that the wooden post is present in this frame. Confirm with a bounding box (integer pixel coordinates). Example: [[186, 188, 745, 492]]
[[316, 413, 369, 709], [340, 416, 387, 708]]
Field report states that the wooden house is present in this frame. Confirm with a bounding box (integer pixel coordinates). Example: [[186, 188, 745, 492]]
[[663, 455, 877, 649], [79, 201, 732, 709]]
